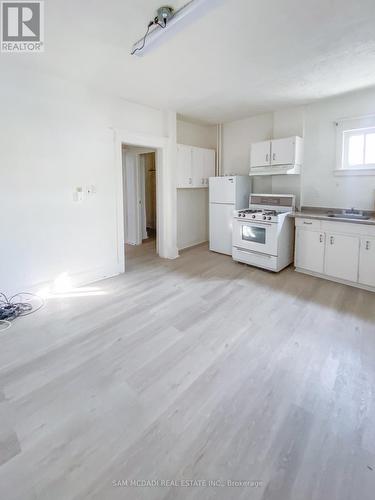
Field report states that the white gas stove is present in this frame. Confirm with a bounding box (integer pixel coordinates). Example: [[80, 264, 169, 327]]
[[232, 194, 295, 272], [235, 208, 289, 223]]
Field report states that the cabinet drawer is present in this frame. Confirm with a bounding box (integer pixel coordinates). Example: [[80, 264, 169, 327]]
[[295, 218, 321, 230], [321, 220, 375, 237]]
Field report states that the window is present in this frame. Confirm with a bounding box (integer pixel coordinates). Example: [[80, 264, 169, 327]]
[[343, 127, 375, 169], [336, 116, 375, 174]]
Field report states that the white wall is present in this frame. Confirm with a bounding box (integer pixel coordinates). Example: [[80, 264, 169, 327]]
[[221, 109, 303, 205], [177, 189, 210, 250], [177, 119, 217, 250], [222, 113, 273, 195], [177, 120, 217, 150], [222, 113, 273, 176], [303, 88, 375, 210], [0, 67, 172, 295], [271, 107, 304, 208], [222, 88, 375, 211]]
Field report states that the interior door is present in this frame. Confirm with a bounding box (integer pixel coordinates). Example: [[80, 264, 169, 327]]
[[139, 156, 147, 240], [271, 137, 295, 165], [123, 152, 142, 245], [324, 233, 360, 282], [176, 145, 192, 188], [359, 237, 375, 287], [250, 141, 271, 167], [295, 229, 325, 273]]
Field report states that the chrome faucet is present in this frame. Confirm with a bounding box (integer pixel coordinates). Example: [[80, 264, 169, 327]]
[[345, 207, 361, 215]]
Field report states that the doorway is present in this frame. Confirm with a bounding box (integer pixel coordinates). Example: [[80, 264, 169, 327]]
[[122, 145, 157, 267]]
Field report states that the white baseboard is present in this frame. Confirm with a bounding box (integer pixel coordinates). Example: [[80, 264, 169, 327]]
[[5, 264, 122, 297], [178, 239, 208, 251], [295, 267, 375, 293]]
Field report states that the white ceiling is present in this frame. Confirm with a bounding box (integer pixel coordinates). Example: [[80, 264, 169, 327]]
[[3, 0, 375, 123]]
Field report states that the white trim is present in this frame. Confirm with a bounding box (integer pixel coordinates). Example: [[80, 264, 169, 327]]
[[249, 165, 300, 176], [178, 239, 208, 251], [295, 267, 375, 293], [334, 167, 375, 176], [335, 112, 375, 124], [114, 129, 178, 275], [8, 264, 121, 298], [336, 115, 375, 172]]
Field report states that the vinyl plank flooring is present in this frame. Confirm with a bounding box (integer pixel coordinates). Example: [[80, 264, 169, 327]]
[[1, 241, 375, 499]]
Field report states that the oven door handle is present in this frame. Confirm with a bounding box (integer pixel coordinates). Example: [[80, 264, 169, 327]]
[[240, 222, 273, 228]]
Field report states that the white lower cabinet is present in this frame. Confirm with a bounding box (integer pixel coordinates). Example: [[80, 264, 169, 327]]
[[295, 218, 375, 291], [295, 228, 325, 273], [359, 237, 375, 287], [324, 233, 360, 282]]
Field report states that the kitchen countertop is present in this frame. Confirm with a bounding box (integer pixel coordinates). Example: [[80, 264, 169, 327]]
[[289, 207, 375, 226]]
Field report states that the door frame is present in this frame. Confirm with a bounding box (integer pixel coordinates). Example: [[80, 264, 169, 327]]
[[115, 130, 178, 273]]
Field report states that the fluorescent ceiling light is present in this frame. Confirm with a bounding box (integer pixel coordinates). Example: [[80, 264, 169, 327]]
[[131, 0, 224, 56]]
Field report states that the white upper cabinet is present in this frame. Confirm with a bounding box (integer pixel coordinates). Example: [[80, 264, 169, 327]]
[[271, 137, 303, 166], [203, 149, 216, 186], [359, 236, 375, 287], [250, 140, 271, 167], [177, 144, 192, 188], [177, 145, 215, 188], [191, 147, 204, 186], [250, 136, 303, 175]]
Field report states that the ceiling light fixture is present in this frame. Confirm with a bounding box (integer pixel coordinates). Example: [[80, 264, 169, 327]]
[[131, 0, 223, 56]]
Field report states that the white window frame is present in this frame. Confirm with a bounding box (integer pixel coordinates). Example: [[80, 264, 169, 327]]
[[335, 115, 375, 176]]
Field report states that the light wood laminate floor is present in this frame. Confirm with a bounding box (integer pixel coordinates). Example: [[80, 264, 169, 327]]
[[1, 241, 375, 500]]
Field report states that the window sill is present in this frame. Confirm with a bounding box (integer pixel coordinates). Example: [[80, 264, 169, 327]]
[[334, 168, 375, 176]]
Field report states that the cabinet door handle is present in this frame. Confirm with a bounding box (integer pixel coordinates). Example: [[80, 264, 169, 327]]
[[272, 153, 276, 161], [201, 178, 204, 184], [303, 221, 313, 225], [366, 240, 371, 250], [320, 234, 324, 243], [330, 236, 334, 245], [189, 177, 192, 185]]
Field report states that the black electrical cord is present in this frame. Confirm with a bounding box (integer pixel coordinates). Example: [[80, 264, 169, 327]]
[[131, 21, 154, 55], [155, 18, 167, 29], [131, 17, 167, 55], [0, 292, 44, 327]]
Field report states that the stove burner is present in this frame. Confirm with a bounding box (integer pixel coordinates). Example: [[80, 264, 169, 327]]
[[263, 210, 280, 216], [237, 207, 288, 220], [239, 209, 262, 214]]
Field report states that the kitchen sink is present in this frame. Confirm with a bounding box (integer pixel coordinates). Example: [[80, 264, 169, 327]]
[[327, 213, 370, 220]]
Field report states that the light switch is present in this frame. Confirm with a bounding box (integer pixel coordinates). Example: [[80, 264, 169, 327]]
[[73, 187, 84, 202]]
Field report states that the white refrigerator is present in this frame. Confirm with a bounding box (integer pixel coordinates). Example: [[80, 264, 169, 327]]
[[209, 176, 251, 255]]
